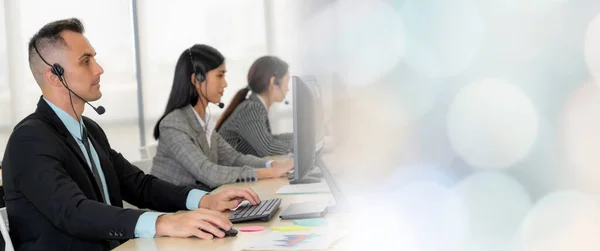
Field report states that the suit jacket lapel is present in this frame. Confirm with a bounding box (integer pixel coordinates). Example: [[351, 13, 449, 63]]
[[34, 96, 105, 202], [183, 106, 210, 153], [64, 136, 105, 200]]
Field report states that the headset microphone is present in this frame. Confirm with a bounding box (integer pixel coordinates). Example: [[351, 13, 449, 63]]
[[62, 83, 105, 115], [217, 102, 225, 109], [280, 88, 289, 105], [95, 105, 106, 115]]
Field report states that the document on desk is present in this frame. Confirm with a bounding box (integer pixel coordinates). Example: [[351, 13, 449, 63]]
[[243, 230, 346, 250], [276, 181, 331, 195]]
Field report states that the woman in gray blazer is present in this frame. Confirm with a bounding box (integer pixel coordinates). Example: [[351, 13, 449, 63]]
[[151, 45, 293, 191], [215, 56, 293, 157]]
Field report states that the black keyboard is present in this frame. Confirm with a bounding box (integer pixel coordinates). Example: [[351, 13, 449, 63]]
[[229, 198, 282, 223]]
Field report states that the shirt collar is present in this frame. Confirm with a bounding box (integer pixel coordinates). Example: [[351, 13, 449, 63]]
[[190, 105, 206, 128], [256, 94, 268, 109], [43, 97, 84, 141]]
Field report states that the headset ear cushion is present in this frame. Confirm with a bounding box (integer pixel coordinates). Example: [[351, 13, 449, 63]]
[[196, 73, 205, 83], [51, 63, 64, 76], [274, 76, 280, 86]]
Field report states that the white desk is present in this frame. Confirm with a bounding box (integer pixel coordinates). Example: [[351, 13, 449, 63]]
[[113, 177, 359, 251]]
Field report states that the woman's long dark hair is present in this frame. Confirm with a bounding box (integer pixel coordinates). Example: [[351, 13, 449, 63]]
[[215, 56, 288, 131], [153, 44, 224, 140]]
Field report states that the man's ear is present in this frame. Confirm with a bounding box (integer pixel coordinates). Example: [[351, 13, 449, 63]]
[[45, 69, 63, 87]]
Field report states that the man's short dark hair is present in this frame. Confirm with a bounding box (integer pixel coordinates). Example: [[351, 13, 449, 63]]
[[28, 18, 85, 64]]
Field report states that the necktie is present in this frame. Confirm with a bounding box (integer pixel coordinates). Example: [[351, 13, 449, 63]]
[[80, 126, 108, 204]]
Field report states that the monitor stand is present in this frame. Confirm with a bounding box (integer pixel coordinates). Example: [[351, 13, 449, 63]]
[[289, 176, 321, 184], [288, 165, 323, 184], [313, 151, 350, 213], [282, 151, 351, 220]]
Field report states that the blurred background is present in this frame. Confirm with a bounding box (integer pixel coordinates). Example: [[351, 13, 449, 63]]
[[4, 0, 600, 250]]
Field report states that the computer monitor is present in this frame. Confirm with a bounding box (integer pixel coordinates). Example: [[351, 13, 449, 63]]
[[291, 75, 324, 184], [289, 75, 350, 212]]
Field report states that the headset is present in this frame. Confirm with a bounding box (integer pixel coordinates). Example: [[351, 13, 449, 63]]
[[33, 43, 105, 116], [188, 46, 224, 132]]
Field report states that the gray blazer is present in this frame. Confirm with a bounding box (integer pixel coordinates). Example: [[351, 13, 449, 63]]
[[218, 93, 293, 157], [151, 105, 268, 190]]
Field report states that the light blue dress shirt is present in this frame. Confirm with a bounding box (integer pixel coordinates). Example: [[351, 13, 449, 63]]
[[44, 98, 207, 238]]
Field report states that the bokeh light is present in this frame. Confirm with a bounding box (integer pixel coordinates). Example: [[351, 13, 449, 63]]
[[447, 79, 539, 169], [381, 68, 444, 124], [339, 195, 409, 251], [290, 0, 405, 87], [329, 86, 413, 188], [392, 182, 468, 251], [377, 164, 458, 191], [454, 172, 532, 241], [340, 182, 469, 251], [561, 83, 600, 194], [514, 191, 600, 251], [332, 0, 405, 87], [477, 0, 566, 69], [399, 0, 485, 78]]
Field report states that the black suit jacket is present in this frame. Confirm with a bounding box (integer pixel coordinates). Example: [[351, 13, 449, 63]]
[[1, 97, 194, 251]]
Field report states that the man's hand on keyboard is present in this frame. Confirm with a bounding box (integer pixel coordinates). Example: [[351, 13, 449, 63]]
[[199, 187, 260, 212]]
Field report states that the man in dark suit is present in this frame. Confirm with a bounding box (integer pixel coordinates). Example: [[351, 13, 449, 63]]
[[1, 18, 261, 251]]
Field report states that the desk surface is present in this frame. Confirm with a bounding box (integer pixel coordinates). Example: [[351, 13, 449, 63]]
[[114, 177, 353, 251]]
